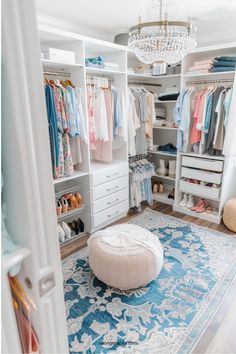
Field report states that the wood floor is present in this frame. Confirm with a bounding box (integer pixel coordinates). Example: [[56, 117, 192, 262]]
[[60, 201, 234, 260], [60, 202, 236, 354]]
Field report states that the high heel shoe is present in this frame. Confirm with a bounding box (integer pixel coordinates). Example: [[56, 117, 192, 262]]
[[152, 183, 158, 194], [159, 182, 164, 193], [56, 200, 62, 215], [76, 218, 84, 233], [61, 197, 68, 213], [68, 220, 80, 235], [65, 194, 79, 210], [168, 188, 175, 199], [75, 192, 82, 205]]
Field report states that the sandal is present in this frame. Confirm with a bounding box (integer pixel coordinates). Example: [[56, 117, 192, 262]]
[[191, 199, 204, 211], [196, 200, 207, 213], [205, 206, 214, 214]]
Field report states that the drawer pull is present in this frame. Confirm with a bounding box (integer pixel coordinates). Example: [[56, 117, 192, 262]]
[[106, 185, 119, 192], [107, 198, 119, 205], [107, 210, 119, 218], [106, 172, 119, 179]]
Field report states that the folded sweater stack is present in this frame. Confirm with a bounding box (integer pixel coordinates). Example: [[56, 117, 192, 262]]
[[187, 59, 215, 74], [210, 56, 236, 72], [85, 56, 105, 68], [158, 87, 180, 101]]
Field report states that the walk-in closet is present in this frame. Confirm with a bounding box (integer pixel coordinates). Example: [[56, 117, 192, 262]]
[[2, 0, 236, 353]]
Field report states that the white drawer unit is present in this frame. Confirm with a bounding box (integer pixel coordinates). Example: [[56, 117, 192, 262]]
[[181, 167, 222, 184], [93, 188, 128, 214], [93, 176, 128, 200], [182, 156, 224, 172], [179, 179, 221, 200], [91, 163, 128, 186], [93, 200, 129, 227]]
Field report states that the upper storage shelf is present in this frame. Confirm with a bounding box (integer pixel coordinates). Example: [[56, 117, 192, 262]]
[[84, 40, 127, 73]]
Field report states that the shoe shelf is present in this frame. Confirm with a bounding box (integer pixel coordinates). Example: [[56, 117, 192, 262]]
[[173, 204, 221, 224], [59, 231, 87, 246], [57, 203, 85, 221], [148, 150, 177, 158], [153, 191, 174, 206], [153, 174, 175, 181], [55, 184, 81, 199]]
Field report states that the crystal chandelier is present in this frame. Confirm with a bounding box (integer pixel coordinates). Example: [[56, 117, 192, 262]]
[[128, 0, 197, 64]]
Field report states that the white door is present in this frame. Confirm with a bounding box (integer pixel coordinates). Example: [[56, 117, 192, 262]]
[[2, 0, 68, 352]]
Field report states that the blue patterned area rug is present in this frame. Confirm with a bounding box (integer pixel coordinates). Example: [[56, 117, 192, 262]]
[[63, 209, 236, 354]]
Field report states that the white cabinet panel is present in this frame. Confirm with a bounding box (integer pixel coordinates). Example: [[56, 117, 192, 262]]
[[91, 163, 127, 186], [179, 180, 221, 200], [93, 176, 128, 200], [181, 167, 222, 184], [93, 200, 129, 227], [182, 156, 223, 172], [93, 188, 128, 214]]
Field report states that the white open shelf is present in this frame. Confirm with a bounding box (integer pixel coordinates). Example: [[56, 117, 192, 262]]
[[148, 150, 177, 158], [173, 204, 221, 223], [41, 59, 83, 68], [57, 203, 85, 221], [85, 67, 126, 76], [153, 174, 176, 181], [153, 191, 174, 206], [183, 71, 235, 80], [155, 100, 177, 103], [53, 171, 89, 185], [60, 231, 87, 246], [153, 126, 178, 130], [128, 73, 181, 82]]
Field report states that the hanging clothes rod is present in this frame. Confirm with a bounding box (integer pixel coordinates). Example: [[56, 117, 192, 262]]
[[129, 153, 149, 162], [43, 70, 70, 77], [87, 76, 114, 82], [128, 82, 161, 87], [186, 78, 233, 85]]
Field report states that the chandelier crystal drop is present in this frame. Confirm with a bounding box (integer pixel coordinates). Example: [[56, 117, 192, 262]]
[[128, 0, 197, 64]]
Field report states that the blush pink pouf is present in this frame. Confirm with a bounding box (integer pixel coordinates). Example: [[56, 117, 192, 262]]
[[88, 223, 163, 290]]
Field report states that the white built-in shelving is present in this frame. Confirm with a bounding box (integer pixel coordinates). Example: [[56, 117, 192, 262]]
[[173, 42, 236, 223], [39, 25, 236, 229], [39, 25, 129, 235]]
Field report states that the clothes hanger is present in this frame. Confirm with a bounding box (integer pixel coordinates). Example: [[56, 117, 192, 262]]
[[49, 79, 56, 86], [60, 80, 68, 88], [66, 80, 75, 88]]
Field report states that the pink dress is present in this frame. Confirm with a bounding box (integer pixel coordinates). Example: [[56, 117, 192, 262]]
[[87, 86, 97, 150], [189, 91, 205, 145]]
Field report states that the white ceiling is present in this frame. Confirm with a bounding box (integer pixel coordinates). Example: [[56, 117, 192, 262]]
[[36, 0, 236, 45]]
